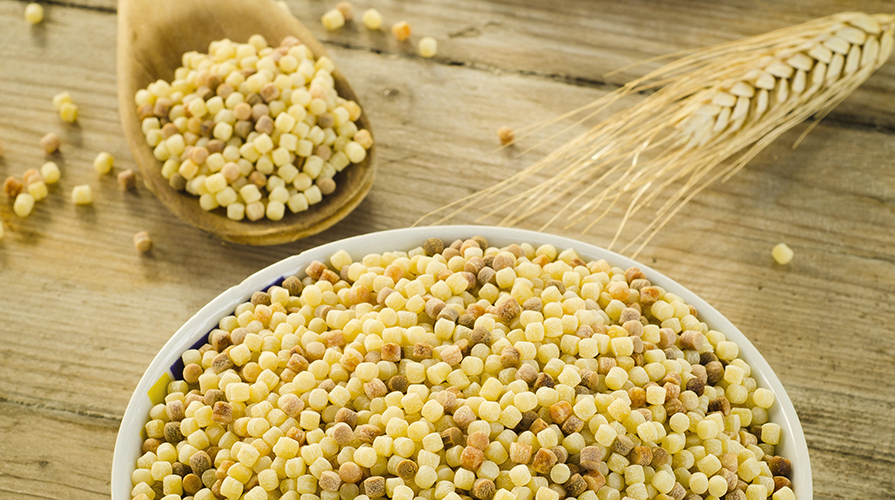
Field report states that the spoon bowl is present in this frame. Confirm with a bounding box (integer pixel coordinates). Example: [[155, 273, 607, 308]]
[[117, 0, 375, 245]]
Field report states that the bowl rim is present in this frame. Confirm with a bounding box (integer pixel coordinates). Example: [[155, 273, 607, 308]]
[[112, 225, 811, 499]]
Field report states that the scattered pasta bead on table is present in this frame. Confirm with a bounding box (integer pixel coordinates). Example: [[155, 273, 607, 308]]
[[24, 3, 43, 24]]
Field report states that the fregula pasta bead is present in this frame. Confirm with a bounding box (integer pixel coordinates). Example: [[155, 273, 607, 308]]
[[40, 133, 60, 154], [772, 243, 794, 265], [322, 9, 346, 31], [419, 37, 438, 58], [94, 152, 115, 174], [40, 162, 61, 184], [363, 9, 383, 30], [392, 21, 411, 41], [14, 193, 35, 217], [25, 3, 43, 24]]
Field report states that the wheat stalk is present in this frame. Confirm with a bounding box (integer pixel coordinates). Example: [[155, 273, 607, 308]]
[[417, 12, 895, 258]]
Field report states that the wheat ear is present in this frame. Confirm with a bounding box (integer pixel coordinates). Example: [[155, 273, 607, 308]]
[[416, 12, 894, 257]]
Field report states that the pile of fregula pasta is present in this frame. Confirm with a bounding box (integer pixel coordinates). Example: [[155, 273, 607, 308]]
[[132, 236, 795, 500], [135, 35, 372, 222]]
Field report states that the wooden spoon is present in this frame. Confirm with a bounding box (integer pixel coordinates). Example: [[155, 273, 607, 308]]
[[117, 0, 375, 245]]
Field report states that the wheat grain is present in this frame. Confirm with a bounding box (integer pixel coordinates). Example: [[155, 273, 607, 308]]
[[418, 12, 894, 257]]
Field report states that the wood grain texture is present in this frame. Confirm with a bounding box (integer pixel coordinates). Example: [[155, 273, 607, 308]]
[[27, 0, 895, 130], [0, 1, 894, 499], [0, 401, 118, 500]]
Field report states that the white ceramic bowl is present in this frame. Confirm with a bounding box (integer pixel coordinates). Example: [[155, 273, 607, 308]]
[[112, 226, 811, 499]]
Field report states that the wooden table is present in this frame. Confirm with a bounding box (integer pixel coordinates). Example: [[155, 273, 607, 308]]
[[1, 1, 893, 498]]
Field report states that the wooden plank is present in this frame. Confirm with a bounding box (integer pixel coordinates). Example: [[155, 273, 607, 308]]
[[30, 0, 895, 129], [0, 401, 117, 500], [1, 2, 895, 500], [787, 386, 895, 499]]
